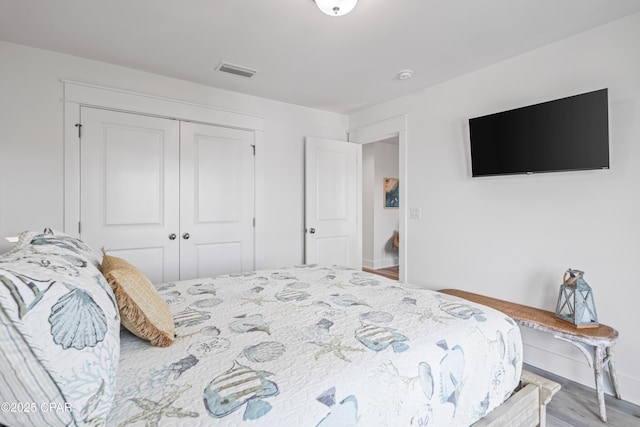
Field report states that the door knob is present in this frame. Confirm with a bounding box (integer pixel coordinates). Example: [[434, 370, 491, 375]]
[[182, 233, 190, 240], [308, 228, 316, 234], [168, 233, 177, 240]]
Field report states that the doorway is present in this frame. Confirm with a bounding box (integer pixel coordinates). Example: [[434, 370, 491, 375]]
[[348, 115, 407, 282], [361, 137, 400, 280]]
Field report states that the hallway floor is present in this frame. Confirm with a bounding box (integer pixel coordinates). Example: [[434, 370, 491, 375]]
[[362, 265, 399, 281]]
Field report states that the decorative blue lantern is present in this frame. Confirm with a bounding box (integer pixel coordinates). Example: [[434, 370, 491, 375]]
[[555, 269, 599, 328]]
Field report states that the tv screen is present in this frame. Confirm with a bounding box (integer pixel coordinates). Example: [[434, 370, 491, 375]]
[[469, 89, 609, 177]]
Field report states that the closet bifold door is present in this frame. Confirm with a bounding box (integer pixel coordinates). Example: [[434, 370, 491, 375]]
[[179, 122, 255, 280], [79, 107, 181, 283]]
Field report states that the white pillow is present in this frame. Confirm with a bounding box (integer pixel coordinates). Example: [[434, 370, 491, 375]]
[[0, 229, 120, 426]]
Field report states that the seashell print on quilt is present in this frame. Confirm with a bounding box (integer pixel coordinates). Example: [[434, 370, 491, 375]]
[[49, 287, 108, 350]]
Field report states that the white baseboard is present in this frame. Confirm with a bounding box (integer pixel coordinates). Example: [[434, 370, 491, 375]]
[[362, 258, 375, 269], [380, 261, 398, 269], [362, 257, 398, 270]]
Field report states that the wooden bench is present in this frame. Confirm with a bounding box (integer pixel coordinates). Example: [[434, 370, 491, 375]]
[[440, 289, 621, 422]]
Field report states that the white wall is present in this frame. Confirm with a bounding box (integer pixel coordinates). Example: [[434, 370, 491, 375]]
[[0, 41, 348, 268], [350, 13, 640, 405]]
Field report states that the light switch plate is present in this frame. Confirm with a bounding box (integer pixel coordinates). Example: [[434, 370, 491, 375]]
[[409, 207, 421, 219]]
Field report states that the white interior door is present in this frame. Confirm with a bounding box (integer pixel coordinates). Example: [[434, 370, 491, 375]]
[[79, 107, 180, 283], [179, 122, 255, 279], [305, 137, 361, 269]]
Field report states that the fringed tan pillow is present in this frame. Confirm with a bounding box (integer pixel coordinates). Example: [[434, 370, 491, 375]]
[[101, 254, 175, 347]]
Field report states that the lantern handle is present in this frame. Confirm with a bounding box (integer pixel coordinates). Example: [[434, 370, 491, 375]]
[[563, 269, 583, 286]]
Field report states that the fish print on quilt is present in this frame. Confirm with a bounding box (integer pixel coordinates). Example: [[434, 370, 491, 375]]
[[109, 265, 522, 426]]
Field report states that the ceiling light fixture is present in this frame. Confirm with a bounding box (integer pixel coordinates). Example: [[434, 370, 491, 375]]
[[314, 0, 358, 17]]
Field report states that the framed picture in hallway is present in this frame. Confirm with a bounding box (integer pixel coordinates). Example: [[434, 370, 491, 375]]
[[384, 177, 399, 208]]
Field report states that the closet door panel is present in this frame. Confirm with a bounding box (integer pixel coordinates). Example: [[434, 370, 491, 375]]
[[103, 126, 164, 225], [194, 242, 243, 277], [80, 107, 180, 283], [195, 137, 241, 223], [107, 247, 166, 284], [180, 122, 255, 280]]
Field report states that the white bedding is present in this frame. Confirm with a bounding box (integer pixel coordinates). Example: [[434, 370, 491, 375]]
[[108, 265, 522, 426]]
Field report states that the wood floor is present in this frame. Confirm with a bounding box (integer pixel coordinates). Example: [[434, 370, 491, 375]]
[[362, 265, 399, 280], [524, 364, 640, 426]]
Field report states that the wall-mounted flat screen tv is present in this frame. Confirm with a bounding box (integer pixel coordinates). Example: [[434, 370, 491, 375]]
[[469, 88, 609, 177]]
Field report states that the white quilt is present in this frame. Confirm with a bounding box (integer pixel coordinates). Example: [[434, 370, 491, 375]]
[[108, 265, 522, 426]]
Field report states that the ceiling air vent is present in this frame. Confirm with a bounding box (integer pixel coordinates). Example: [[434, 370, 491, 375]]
[[216, 61, 259, 78]]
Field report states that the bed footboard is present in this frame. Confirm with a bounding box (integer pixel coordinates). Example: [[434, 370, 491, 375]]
[[473, 370, 560, 427]]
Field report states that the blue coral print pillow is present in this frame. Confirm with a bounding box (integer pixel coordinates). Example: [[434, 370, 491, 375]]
[[15, 228, 103, 267], [0, 229, 119, 426]]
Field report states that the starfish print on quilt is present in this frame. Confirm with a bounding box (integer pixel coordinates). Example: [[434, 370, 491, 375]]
[[118, 385, 198, 427], [310, 337, 364, 362]]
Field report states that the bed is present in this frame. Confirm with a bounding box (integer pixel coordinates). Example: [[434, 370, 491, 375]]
[[1, 230, 524, 427]]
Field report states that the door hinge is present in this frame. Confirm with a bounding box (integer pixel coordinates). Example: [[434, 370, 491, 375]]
[[78, 222, 81, 234], [253, 218, 256, 227], [75, 123, 82, 138], [251, 144, 255, 156]]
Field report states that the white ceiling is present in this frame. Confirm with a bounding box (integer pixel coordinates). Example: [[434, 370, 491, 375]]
[[1, 0, 640, 114]]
